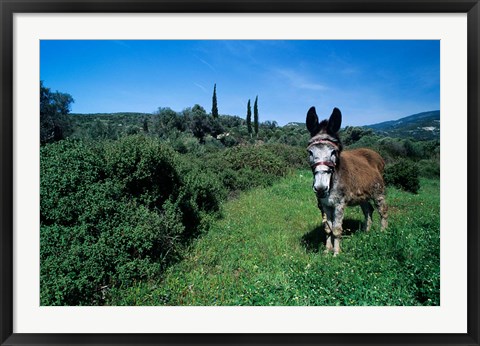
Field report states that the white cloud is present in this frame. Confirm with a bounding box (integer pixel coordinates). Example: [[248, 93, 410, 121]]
[[274, 68, 328, 91], [193, 82, 208, 94], [198, 58, 216, 72]]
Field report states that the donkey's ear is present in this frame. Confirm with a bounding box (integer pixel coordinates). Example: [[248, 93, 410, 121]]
[[327, 107, 342, 134], [306, 106, 319, 136]]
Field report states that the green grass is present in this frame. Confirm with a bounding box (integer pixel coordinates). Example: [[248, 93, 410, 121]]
[[107, 172, 440, 306]]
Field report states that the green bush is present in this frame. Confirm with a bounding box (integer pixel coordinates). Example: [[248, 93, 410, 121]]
[[198, 144, 304, 192], [384, 159, 420, 193], [224, 145, 285, 176], [40, 140, 103, 226], [169, 132, 204, 155], [175, 169, 226, 241], [102, 135, 182, 209], [40, 136, 224, 305], [262, 143, 308, 170], [417, 159, 440, 178]]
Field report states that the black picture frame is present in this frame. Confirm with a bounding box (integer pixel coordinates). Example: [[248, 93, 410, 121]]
[[1, 1, 479, 345]]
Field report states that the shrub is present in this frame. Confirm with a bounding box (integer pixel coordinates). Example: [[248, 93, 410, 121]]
[[40, 136, 224, 305], [417, 159, 440, 178], [223, 145, 285, 176], [262, 143, 308, 170], [40, 140, 103, 226], [102, 135, 182, 209], [384, 159, 420, 193], [40, 201, 184, 305], [175, 168, 226, 241], [192, 143, 308, 194], [198, 144, 288, 192]]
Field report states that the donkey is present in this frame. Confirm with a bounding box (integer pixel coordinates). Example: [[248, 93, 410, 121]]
[[306, 107, 388, 256]]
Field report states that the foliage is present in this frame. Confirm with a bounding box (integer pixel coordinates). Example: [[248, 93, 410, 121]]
[[417, 158, 440, 178], [154, 107, 187, 138], [198, 143, 307, 193], [384, 159, 420, 194], [188, 104, 209, 142], [40, 136, 224, 305], [340, 126, 373, 146], [143, 117, 149, 133], [212, 84, 218, 118], [40, 81, 74, 144], [70, 112, 150, 140], [253, 96, 259, 136], [246, 99, 252, 136], [261, 143, 307, 170]]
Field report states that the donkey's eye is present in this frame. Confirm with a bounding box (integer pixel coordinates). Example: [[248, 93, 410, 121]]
[[307, 150, 313, 156], [330, 152, 337, 164]]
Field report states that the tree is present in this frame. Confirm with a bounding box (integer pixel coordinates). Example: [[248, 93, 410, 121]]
[[211, 83, 218, 119], [253, 96, 259, 136], [384, 159, 420, 194], [40, 81, 74, 145], [189, 104, 211, 143], [246, 99, 252, 136], [191, 104, 207, 117], [341, 126, 373, 146], [143, 117, 149, 133], [263, 120, 278, 130], [89, 119, 118, 140], [154, 107, 184, 138]]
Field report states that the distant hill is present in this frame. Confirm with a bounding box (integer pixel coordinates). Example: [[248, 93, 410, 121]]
[[364, 110, 440, 140], [70, 110, 440, 141], [284, 110, 439, 140]]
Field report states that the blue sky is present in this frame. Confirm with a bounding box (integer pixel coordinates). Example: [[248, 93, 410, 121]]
[[40, 40, 439, 126]]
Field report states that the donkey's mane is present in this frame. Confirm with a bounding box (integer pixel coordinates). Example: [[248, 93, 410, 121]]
[[317, 119, 328, 132]]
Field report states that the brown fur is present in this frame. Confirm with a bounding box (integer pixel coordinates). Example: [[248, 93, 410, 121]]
[[336, 149, 385, 205]]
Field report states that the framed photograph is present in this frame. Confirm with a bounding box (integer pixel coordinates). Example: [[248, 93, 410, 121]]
[[1, 1, 479, 345]]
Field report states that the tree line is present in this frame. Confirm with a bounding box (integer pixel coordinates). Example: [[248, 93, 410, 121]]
[[40, 81, 264, 146]]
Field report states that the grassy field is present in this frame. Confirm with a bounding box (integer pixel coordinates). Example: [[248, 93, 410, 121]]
[[108, 171, 440, 306]]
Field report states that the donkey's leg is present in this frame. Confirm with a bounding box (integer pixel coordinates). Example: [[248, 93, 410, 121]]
[[317, 199, 333, 253], [360, 202, 374, 232], [325, 236, 333, 254], [374, 194, 388, 231], [332, 203, 345, 256], [322, 206, 334, 253]]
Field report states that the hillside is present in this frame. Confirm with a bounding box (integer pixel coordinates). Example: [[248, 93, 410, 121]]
[[285, 110, 439, 140], [364, 110, 440, 140], [67, 109, 440, 145]]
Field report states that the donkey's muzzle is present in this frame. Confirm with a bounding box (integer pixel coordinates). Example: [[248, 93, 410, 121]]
[[313, 185, 329, 198]]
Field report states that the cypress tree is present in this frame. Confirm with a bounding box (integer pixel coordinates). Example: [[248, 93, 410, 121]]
[[253, 95, 259, 136], [246, 99, 252, 136], [212, 83, 218, 118]]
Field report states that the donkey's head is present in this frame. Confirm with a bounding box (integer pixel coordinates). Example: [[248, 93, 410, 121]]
[[306, 107, 342, 197]]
